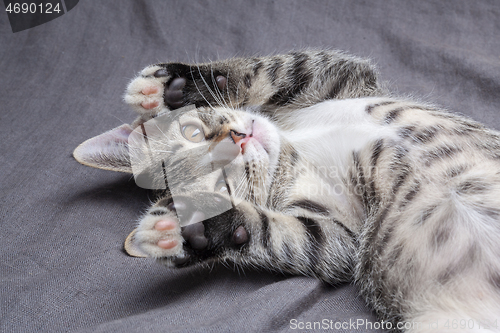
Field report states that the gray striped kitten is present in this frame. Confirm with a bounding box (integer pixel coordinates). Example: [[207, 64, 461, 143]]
[[74, 50, 500, 332]]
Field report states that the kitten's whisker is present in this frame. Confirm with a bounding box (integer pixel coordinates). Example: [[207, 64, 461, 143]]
[[234, 173, 248, 197], [209, 64, 227, 109], [131, 131, 164, 145], [196, 64, 224, 109], [152, 121, 169, 141], [235, 81, 241, 109], [148, 149, 173, 154], [190, 67, 215, 110], [225, 70, 236, 110]]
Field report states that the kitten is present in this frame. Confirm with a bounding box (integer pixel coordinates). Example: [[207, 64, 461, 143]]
[[74, 50, 500, 332]]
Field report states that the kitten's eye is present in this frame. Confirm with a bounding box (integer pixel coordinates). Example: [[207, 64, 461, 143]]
[[214, 179, 229, 194], [181, 124, 205, 143]]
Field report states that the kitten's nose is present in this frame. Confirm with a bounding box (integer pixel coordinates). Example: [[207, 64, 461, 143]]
[[230, 130, 247, 144]]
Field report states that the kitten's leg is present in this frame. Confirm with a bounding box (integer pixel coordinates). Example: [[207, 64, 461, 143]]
[[124, 50, 381, 119], [128, 192, 356, 284]]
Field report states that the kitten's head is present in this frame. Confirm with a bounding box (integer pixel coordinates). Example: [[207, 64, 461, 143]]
[[73, 106, 282, 206]]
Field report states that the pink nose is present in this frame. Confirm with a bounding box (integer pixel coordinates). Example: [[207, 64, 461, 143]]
[[230, 130, 252, 152]]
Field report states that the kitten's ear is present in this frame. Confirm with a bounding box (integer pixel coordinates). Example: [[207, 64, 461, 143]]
[[73, 124, 133, 173]]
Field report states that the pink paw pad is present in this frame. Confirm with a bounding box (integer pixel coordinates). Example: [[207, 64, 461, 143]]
[[154, 219, 177, 231], [141, 100, 159, 109], [141, 86, 159, 95], [157, 239, 178, 249]]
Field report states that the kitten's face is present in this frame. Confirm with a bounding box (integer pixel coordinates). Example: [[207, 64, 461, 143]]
[[130, 106, 282, 206]]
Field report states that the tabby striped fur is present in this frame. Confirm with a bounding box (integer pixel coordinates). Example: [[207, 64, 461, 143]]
[[74, 50, 500, 332]]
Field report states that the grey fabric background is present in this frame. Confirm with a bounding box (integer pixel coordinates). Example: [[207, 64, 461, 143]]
[[1, 1, 499, 332]]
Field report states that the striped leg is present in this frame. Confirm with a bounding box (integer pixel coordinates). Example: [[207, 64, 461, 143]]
[[127, 191, 356, 284], [124, 50, 381, 120]]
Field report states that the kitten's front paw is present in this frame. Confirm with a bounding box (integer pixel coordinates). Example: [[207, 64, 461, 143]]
[[124, 63, 229, 117], [125, 198, 210, 267], [125, 193, 251, 268], [124, 65, 187, 115]]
